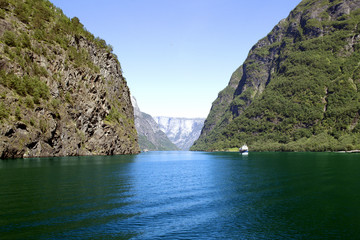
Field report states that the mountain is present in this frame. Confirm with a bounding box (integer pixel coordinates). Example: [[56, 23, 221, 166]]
[[192, 0, 360, 152], [154, 116, 205, 150], [0, 0, 140, 158], [131, 96, 178, 151]]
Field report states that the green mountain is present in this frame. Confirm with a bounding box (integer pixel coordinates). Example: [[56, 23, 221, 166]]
[[0, 0, 140, 158], [192, 0, 360, 152]]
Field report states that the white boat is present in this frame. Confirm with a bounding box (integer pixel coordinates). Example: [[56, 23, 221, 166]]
[[239, 144, 248, 154]]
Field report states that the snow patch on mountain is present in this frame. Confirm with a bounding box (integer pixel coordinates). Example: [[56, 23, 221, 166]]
[[153, 116, 205, 150], [131, 96, 178, 151]]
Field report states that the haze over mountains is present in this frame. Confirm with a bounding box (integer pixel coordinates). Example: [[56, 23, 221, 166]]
[[131, 96, 178, 151], [154, 116, 205, 150], [132, 96, 204, 151]]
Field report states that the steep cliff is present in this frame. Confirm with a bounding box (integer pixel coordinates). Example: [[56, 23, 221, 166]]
[[131, 96, 178, 151], [154, 116, 205, 150], [192, 0, 360, 151], [0, 0, 140, 158]]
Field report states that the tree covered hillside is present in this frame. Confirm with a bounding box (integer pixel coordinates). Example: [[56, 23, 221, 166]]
[[0, 0, 140, 158], [192, 0, 360, 152]]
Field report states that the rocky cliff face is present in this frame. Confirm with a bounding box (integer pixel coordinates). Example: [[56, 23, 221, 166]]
[[0, 0, 140, 158], [131, 96, 178, 151], [192, 0, 360, 151], [154, 116, 205, 150]]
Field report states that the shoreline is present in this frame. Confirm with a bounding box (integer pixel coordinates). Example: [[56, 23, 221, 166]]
[[217, 149, 360, 153], [338, 150, 360, 153]]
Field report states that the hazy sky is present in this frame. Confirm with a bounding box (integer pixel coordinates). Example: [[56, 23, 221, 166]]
[[50, 0, 300, 118]]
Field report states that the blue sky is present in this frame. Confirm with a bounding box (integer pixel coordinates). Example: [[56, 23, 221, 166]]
[[50, 0, 301, 118]]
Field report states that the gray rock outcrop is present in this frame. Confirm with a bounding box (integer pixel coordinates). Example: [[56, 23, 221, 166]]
[[131, 96, 178, 151], [0, 1, 140, 158], [154, 116, 205, 150]]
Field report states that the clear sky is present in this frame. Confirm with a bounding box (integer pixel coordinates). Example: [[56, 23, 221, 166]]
[[50, 0, 301, 118]]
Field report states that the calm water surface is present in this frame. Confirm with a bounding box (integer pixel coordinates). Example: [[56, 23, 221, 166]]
[[1, 151, 360, 239]]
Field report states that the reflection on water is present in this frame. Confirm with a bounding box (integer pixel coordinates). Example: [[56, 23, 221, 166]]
[[1, 152, 360, 239]]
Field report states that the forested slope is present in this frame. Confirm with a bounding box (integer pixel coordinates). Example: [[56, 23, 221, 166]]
[[0, 0, 140, 158], [192, 0, 360, 152]]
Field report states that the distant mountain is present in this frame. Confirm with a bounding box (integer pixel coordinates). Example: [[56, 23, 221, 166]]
[[154, 117, 205, 150], [192, 0, 360, 152], [131, 96, 178, 151]]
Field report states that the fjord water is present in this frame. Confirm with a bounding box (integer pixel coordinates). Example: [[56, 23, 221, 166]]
[[1, 152, 360, 239]]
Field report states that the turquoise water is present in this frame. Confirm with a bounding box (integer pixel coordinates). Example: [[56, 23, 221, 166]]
[[1, 151, 360, 239]]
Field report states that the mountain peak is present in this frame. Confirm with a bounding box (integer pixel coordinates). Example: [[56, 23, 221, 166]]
[[131, 96, 178, 151], [192, 0, 360, 152], [154, 116, 205, 150]]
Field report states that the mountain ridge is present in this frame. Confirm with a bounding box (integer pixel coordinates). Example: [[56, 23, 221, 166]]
[[131, 96, 178, 151], [192, 0, 360, 152], [154, 116, 205, 150]]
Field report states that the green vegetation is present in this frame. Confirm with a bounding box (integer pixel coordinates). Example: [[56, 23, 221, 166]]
[[106, 106, 125, 124], [223, 147, 239, 152], [0, 102, 9, 120], [14, 106, 21, 120], [192, 0, 360, 152], [0, 0, 120, 119], [0, 71, 49, 101], [138, 133, 179, 151], [0, 0, 140, 157], [39, 119, 47, 133], [2, 31, 17, 47], [138, 135, 156, 150], [0, 0, 118, 71]]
